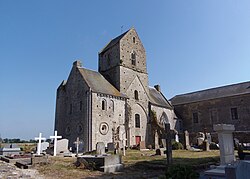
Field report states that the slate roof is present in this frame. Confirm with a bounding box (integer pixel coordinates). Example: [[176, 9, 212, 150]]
[[149, 87, 173, 109], [78, 67, 127, 98], [99, 29, 130, 54], [170, 81, 250, 105]]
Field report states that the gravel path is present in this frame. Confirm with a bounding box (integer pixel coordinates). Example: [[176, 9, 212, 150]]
[[0, 160, 44, 179]]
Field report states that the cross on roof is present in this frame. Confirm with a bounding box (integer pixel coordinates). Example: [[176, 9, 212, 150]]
[[50, 131, 62, 156], [35, 133, 46, 155]]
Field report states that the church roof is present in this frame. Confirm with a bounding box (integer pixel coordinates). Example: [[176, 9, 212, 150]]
[[170, 81, 250, 105], [78, 67, 127, 98], [99, 29, 130, 54], [149, 87, 173, 109]]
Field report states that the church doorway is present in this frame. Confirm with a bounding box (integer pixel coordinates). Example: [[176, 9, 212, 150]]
[[135, 136, 141, 146]]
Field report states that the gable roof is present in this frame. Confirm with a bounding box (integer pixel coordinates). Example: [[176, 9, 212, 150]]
[[170, 81, 250, 105], [99, 29, 130, 54], [78, 67, 127, 98], [149, 87, 173, 109]]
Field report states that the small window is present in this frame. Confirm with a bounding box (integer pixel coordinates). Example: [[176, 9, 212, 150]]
[[131, 52, 136, 66], [135, 114, 140, 128], [210, 109, 218, 123], [102, 99, 107, 110], [133, 37, 135, 43], [231, 108, 239, 120], [193, 112, 198, 124], [134, 90, 139, 100], [110, 100, 114, 111]]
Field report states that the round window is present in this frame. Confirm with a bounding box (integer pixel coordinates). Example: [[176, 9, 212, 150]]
[[65, 126, 71, 135], [99, 122, 109, 135]]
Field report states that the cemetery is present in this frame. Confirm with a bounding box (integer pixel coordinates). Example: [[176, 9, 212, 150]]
[[0, 124, 249, 178]]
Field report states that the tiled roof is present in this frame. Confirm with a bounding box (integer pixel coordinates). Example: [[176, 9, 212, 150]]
[[78, 67, 127, 98], [149, 87, 172, 109], [170, 81, 250, 105]]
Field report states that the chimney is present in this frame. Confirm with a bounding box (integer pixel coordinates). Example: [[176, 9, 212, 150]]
[[73, 60, 82, 68], [154, 85, 161, 92]]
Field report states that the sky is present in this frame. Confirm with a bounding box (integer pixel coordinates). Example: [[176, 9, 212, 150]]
[[0, 1, 250, 140]]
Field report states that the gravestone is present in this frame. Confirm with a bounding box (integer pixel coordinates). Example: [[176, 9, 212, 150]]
[[96, 142, 105, 155], [206, 133, 212, 144], [155, 149, 161, 155], [74, 137, 82, 157], [175, 134, 179, 142], [197, 132, 205, 146], [35, 133, 46, 155], [56, 139, 69, 154], [184, 130, 191, 150], [40, 142, 49, 153], [50, 130, 62, 156], [214, 124, 235, 165], [165, 123, 172, 165], [204, 124, 236, 178], [139, 141, 146, 150], [107, 143, 115, 153], [0, 146, 21, 156]]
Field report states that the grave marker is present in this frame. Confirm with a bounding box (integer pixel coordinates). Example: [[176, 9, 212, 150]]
[[165, 123, 172, 165], [74, 137, 82, 157], [50, 131, 62, 156], [35, 133, 46, 155]]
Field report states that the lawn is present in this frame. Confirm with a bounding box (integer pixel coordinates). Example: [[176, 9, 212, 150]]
[[36, 149, 220, 179]]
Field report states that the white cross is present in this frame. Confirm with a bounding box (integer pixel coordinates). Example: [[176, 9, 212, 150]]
[[74, 137, 83, 157], [50, 131, 62, 156], [35, 133, 46, 155]]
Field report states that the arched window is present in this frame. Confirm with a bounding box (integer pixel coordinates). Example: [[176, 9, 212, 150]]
[[133, 37, 136, 43], [135, 114, 140, 128], [131, 51, 136, 66], [102, 99, 107, 110], [134, 90, 139, 100]]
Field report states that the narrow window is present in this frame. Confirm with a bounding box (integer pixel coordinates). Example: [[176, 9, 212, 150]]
[[210, 109, 218, 123], [135, 114, 140, 128], [134, 90, 139, 100], [131, 52, 136, 66], [80, 101, 82, 111], [192, 112, 198, 124], [102, 99, 107, 110], [133, 37, 135, 43], [231, 108, 239, 120], [110, 100, 114, 111]]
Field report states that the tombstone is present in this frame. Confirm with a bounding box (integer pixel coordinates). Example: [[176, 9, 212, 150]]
[[165, 123, 173, 165], [184, 130, 191, 150], [107, 143, 115, 153], [74, 137, 82, 157], [56, 139, 69, 154], [40, 142, 49, 153], [155, 130, 159, 149], [197, 132, 205, 146], [206, 133, 212, 144], [96, 142, 105, 155], [204, 124, 236, 178], [203, 140, 210, 151], [214, 124, 235, 165], [35, 133, 46, 155], [0, 144, 21, 156], [139, 141, 146, 150], [155, 149, 161, 155], [175, 134, 179, 143], [50, 130, 62, 156]]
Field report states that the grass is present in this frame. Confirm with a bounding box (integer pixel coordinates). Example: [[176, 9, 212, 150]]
[[36, 149, 220, 179]]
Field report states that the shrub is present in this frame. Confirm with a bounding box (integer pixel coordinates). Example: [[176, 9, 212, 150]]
[[172, 141, 184, 150], [165, 164, 199, 179]]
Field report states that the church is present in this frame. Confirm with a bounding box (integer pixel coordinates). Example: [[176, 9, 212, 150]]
[[55, 28, 179, 152]]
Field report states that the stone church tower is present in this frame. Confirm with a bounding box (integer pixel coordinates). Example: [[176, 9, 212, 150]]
[[99, 28, 149, 146], [55, 28, 179, 152]]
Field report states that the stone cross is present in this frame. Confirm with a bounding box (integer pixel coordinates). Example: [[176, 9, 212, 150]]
[[50, 130, 62, 156], [165, 123, 173, 165], [74, 137, 82, 157], [35, 133, 46, 155]]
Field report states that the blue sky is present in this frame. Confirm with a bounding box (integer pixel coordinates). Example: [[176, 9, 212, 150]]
[[0, 1, 250, 139]]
